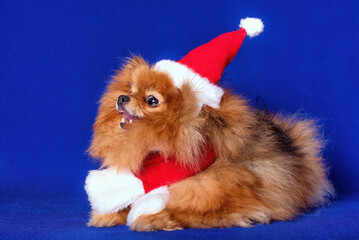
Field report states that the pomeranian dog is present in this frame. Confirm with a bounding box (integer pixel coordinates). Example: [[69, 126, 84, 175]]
[[87, 55, 333, 231], [86, 18, 333, 231]]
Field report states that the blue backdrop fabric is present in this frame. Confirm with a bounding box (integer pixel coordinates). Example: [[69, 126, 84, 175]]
[[0, 0, 358, 239]]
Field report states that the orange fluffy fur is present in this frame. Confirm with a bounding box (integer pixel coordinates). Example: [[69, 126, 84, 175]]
[[88, 56, 334, 231]]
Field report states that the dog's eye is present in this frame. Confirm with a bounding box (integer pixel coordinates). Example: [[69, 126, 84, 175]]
[[145, 95, 159, 107]]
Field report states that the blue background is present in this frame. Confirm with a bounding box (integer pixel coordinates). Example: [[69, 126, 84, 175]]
[[1, 0, 358, 239]]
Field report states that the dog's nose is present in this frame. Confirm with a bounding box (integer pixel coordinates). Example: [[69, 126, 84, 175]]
[[118, 95, 130, 105]]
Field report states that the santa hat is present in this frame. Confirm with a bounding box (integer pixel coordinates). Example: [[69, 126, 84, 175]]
[[154, 17, 264, 109]]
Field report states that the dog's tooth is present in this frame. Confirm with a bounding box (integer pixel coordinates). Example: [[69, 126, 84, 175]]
[[121, 118, 125, 123], [129, 119, 133, 123]]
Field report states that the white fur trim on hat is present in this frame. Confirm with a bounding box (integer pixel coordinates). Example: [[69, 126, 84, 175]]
[[126, 186, 170, 226], [84, 168, 145, 214], [239, 17, 264, 38], [154, 60, 224, 109]]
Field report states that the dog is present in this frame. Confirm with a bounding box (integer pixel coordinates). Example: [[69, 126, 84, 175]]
[[86, 55, 333, 231]]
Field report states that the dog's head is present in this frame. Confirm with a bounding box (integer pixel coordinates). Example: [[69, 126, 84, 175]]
[[113, 57, 186, 129], [89, 56, 209, 171]]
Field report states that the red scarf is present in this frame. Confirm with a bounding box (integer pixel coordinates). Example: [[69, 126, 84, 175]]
[[135, 146, 216, 193]]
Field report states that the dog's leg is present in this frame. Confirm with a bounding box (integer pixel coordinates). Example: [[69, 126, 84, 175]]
[[88, 208, 130, 227], [130, 203, 271, 231], [130, 210, 182, 231], [130, 163, 273, 231]]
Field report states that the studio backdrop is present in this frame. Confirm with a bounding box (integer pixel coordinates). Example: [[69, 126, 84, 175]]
[[0, 0, 358, 239]]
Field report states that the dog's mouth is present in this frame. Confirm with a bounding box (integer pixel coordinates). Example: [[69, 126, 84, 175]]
[[118, 109, 139, 129]]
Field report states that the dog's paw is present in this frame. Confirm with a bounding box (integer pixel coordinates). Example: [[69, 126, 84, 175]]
[[88, 210, 128, 227], [130, 211, 182, 232], [126, 186, 170, 226]]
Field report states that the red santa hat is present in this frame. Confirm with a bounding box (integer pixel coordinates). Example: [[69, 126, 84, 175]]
[[154, 17, 264, 109]]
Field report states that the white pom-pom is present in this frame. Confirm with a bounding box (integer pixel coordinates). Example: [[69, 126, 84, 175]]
[[239, 17, 264, 38], [84, 169, 145, 214]]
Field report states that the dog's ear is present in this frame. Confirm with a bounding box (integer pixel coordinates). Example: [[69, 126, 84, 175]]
[[122, 55, 148, 71], [164, 86, 181, 107], [113, 55, 149, 85], [173, 82, 203, 117], [179, 83, 199, 102]]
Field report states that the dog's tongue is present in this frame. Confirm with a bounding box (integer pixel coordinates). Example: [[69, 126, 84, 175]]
[[122, 112, 136, 121]]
